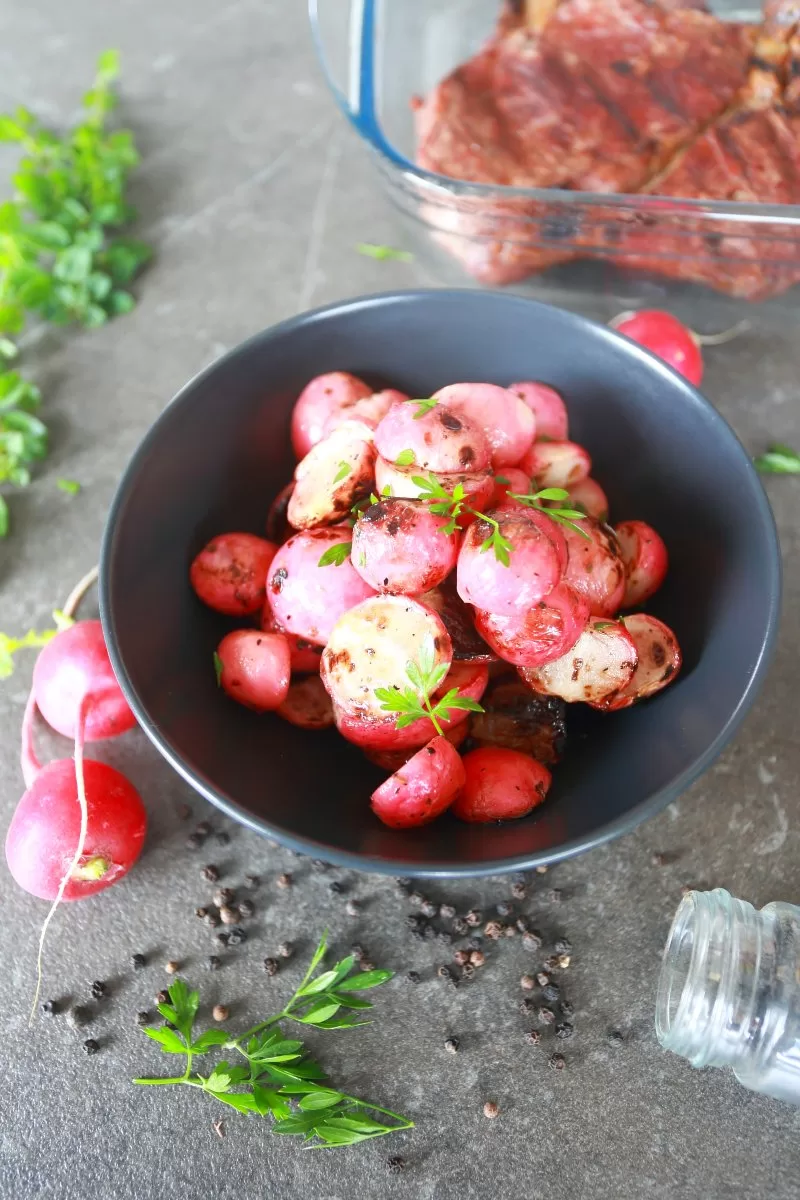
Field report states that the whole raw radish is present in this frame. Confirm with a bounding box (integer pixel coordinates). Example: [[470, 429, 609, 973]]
[[509, 382, 569, 442], [614, 520, 669, 608], [374, 401, 491, 473], [432, 383, 536, 467], [566, 477, 609, 523], [597, 614, 681, 711], [363, 722, 468, 772], [519, 440, 591, 489], [276, 674, 335, 729], [375, 456, 495, 516], [351, 498, 459, 595], [469, 679, 566, 765], [473, 581, 589, 668], [456, 508, 564, 616], [490, 467, 531, 509], [6, 759, 146, 901], [260, 605, 323, 674], [321, 389, 407, 439], [333, 660, 488, 751], [291, 371, 372, 458], [268, 527, 375, 646], [215, 630, 291, 712], [190, 532, 278, 616], [452, 746, 551, 822], [519, 617, 638, 705], [370, 736, 465, 829], [33, 620, 136, 742], [265, 483, 296, 544], [562, 518, 626, 617], [321, 595, 452, 719], [288, 420, 376, 529]]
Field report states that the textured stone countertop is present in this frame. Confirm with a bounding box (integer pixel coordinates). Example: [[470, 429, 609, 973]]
[[1, 2, 799, 1197]]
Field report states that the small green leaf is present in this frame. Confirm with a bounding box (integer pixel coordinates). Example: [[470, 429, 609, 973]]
[[534, 487, 570, 501], [333, 460, 351, 484], [108, 289, 135, 316], [298, 1089, 343, 1111], [190, 1029, 231, 1053], [0, 496, 9, 538], [754, 444, 800, 474], [142, 1026, 186, 1054], [298, 999, 341, 1025], [57, 478, 81, 495], [494, 474, 509, 485], [395, 449, 415, 466], [355, 242, 413, 262], [318, 541, 351, 568], [213, 651, 223, 686], [407, 396, 438, 419], [337, 969, 392, 991], [298, 969, 342, 996]]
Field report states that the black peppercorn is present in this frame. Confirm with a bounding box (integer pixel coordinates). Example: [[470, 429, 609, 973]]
[[238, 899, 255, 919], [607, 1030, 624, 1047], [215, 931, 230, 947], [511, 882, 527, 901], [406, 971, 421, 984], [226, 928, 246, 947], [278, 941, 294, 959], [543, 955, 560, 972], [206, 956, 222, 972], [186, 833, 203, 850], [519, 998, 535, 1015], [345, 898, 360, 916], [444, 1037, 460, 1054], [205, 912, 220, 929], [202, 864, 220, 883], [196, 821, 211, 837], [408, 891, 424, 908], [421, 899, 438, 919], [213, 887, 235, 908], [386, 1156, 405, 1174], [215, 831, 230, 847], [277, 872, 293, 889], [525, 1029, 541, 1046], [405, 914, 423, 931], [131, 953, 147, 970], [83, 1038, 100, 1055], [155, 990, 169, 1005], [522, 932, 542, 952], [90, 980, 108, 1000], [395, 876, 411, 888], [263, 958, 279, 976], [351, 943, 366, 959], [329, 881, 344, 895], [437, 965, 454, 982], [496, 900, 512, 917], [136, 1010, 151, 1026], [440, 903, 456, 920], [538, 1006, 555, 1024], [465, 909, 482, 927], [466, 936, 482, 952], [549, 1053, 566, 1071], [651, 851, 666, 867], [484, 920, 503, 940], [359, 960, 375, 972], [460, 962, 475, 979], [244, 874, 260, 889], [560, 1000, 575, 1019], [543, 983, 560, 1002], [554, 937, 572, 955], [454, 949, 470, 967], [452, 918, 469, 936], [556, 1022, 574, 1040], [42, 999, 58, 1015]]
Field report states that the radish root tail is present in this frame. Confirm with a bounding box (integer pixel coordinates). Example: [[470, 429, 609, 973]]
[[29, 693, 91, 1024], [61, 565, 99, 622], [20, 689, 42, 790]]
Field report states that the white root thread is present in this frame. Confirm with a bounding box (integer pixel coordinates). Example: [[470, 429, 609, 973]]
[[692, 320, 750, 346], [29, 693, 90, 1024], [61, 564, 99, 621], [20, 689, 42, 790]]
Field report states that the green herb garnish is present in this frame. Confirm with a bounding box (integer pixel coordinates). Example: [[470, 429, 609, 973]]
[[318, 542, 352, 568], [405, 396, 438, 420], [508, 487, 591, 539], [56, 477, 81, 495], [355, 242, 413, 263], [133, 934, 412, 1148], [374, 633, 484, 736], [213, 651, 223, 686], [333, 461, 351, 484], [395, 449, 416, 467], [754, 443, 800, 474]]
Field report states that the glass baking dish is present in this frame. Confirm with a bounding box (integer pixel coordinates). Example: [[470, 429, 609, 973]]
[[309, 0, 800, 309]]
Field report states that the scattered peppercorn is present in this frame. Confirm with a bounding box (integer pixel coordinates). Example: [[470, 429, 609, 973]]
[[522, 932, 542, 952], [466, 937, 482, 952], [186, 833, 203, 850], [421, 899, 438, 918], [68, 1005, 91, 1028], [215, 932, 230, 948], [543, 955, 560, 972], [237, 899, 255, 919], [538, 1007, 555, 1024], [520, 974, 535, 991], [460, 962, 475, 979], [408, 891, 424, 908], [202, 864, 220, 883], [195, 907, 208, 920], [156, 990, 169, 1005], [465, 909, 482, 927], [206, 956, 222, 972], [554, 937, 572, 955], [213, 887, 235, 908], [90, 980, 108, 1000], [136, 1010, 151, 1026], [543, 983, 560, 1002], [483, 1101, 499, 1119], [549, 1053, 566, 1071], [607, 1030, 624, 1047], [484, 920, 503, 940], [452, 918, 468, 936], [406, 971, 421, 984], [510, 882, 527, 901], [444, 1037, 460, 1054], [556, 1022, 574, 1040], [196, 821, 211, 837], [345, 899, 360, 916], [524, 1029, 541, 1046], [440, 903, 456, 920], [212, 1004, 229, 1022], [329, 881, 344, 895], [504, 925, 516, 938], [277, 873, 293, 889], [515, 916, 530, 933], [83, 1038, 100, 1055], [165, 961, 180, 975], [470, 950, 485, 968], [496, 900, 512, 917], [263, 958, 279, 976], [557, 954, 571, 969], [548, 888, 563, 904], [215, 831, 230, 847], [205, 912, 220, 929], [437, 965, 454, 982], [560, 1000, 575, 1019], [42, 999, 58, 1015], [244, 874, 260, 889], [536, 971, 550, 988], [278, 941, 294, 959], [226, 928, 246, 947], [453, 949, 469, 967], [131, 953, 147, 971], [219, 906, 239, 926], [518, 998, 535, 1015], [386, 1156, 405, 1174]]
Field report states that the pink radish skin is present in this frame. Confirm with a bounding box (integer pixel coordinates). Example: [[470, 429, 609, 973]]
[[452, 747, 551, 822], [474, 582, 590, 668], [352, 498, 459, 595], [370, 736, 466, 829], [509, 382, 569, 442], [566, 477, 609, 523], [32, 620, 136, 742], [321, 595, 452, 720], [374, 456, 495, 520], [597, 614, 682, 711], [562, 518, 626, 618], [519, 440, 591, 489], [265, 483, 296, 544], [363, 722, 468, 772], [520, 617, 638, 705], [374, 401, 491, 474], [190, 532, 279, 617], [432, 383, 536, 467], [456, 507, 563, 616], [615, 520, 669, 608], [291, 372, 373, 459], [276, 675, 335, 729], [288, 420, 376, 530], [268, 528, 376, 646], [260, 605, 323, 674], [5, 758, 146, 901], [490, 467, 531, 508], [216, 630, 291, 712], [333, 660, 489, 751], [320, 388, 406, 439]]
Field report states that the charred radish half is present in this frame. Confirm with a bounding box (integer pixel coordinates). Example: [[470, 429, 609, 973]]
[[615, 519, 669, 608], [596, 614, 682, 711], [371, 735, 465, 828], [519, 617, 638, 706]]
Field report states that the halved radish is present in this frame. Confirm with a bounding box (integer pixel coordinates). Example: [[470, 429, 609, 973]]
[[432, 383, 536, 467], [614, 520, 669, 608], [566, 477, 609, 523], [260, 605, 323, 674], [596, 614, 681, 711], [320, 388, 406, 439], [276, 674, 335, 729], [321, 595, 452, 719], [216, 630, 291, 712], [351, 498, 458, 595], [452, 747, 551, 822], [456, 507, 563, 616], [374, 456, 495, 517], [519, 440, 591, 489], [509, 382, 569, 442], [374, 401, 491, 473], [420, 579, 497, 663], [291, 371, 373, 458], [268, 528, 375, 646], [473, 582, 589, 668], [562, 518, 626, 617], [519, 617, 638, 705], [370, 736, 465, 829], [288, 420, 376, 529]]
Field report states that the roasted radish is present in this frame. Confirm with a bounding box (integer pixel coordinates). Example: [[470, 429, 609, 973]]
[[351, 498, 459, 595], [490, 467, 531, 508], [190, 532, 278, 617], [456, 507, 563, 616], [519, 617, 638, 705], [452, 747, 551, 822], [216, 630, 291, 712], [276, 674, 335, 729], [374, 456, 495, 515], [615, 520, 669, 608], [371, 735, 465, 829], [433, 383, 536, 467], [509, 381, 569, 442], [565, 477, 609, 523], [363, 722, 468, 772], [265, 483, 296, 544], [596, 614, 681, 711], [562, 518, 626, 617], [519, 440, 591, 489], [267, 528, 375, 645], [473, 582, 589, 668], [421, 578, 497, 663], [291, 371, 373, 459], [260, 605, 323, 674], [374, 400, 491, 474], [288, 420, 376, 529], [320, 388, 406, 439]]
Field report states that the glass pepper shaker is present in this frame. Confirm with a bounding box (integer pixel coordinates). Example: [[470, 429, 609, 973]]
[[656, 887, 800, 1105]]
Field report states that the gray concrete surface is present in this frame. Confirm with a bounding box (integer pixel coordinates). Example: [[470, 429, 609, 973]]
[[2, 2, 800, 1197]]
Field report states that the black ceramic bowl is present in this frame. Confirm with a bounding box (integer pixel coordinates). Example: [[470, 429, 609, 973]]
[[100, 290, 780, 876]]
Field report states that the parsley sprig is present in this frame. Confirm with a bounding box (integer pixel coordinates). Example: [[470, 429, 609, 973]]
[[508, 487, 591, 539], [0, 609, 73, 679], [134, 934, 413, 1148], [318, 541, 352, 568], [374, 633, 484, 736], [754, 443, 800, 474], [404, 396, 438, 419]]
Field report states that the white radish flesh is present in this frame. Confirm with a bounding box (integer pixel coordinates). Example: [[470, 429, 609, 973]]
[[456, 507, 563, 616], [566, 477, 609, 523], [520, 440, 591, 488], [562, 518, 626, 618], [519, 617, 638, 705], [474, 581, 589, 667], [288, 420, 376, 530], [351, 498, 458, 595], [276, 674, 335, 729], [267, 528, 376, 646], [597, 614, 681, 711], [432, 383, 536, 467], [370, 736, 465, 829], [615, 519, 669, 608], [509, 381, 569, 441], [374, 401, 491, 474]]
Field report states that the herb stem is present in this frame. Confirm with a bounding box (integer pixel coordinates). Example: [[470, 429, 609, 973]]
[[133, 1076, 204, 1087]]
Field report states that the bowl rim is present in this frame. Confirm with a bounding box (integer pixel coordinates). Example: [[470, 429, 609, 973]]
[[100, 288, 782, 878]]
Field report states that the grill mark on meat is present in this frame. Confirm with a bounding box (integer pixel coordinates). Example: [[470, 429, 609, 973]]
[[570, 67, 643, 147]]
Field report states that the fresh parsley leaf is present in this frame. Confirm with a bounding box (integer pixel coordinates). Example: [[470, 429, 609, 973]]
[[380, 483, 392, 497], [508, 488, 591, 539], [494, 474, 510, 486], [318, 541, 351, 568], [0, 625, 59, 679], [333, 460, 351, 484], [213, 651, 223, 686], [355, 242, 413, 262], [754, 444, 800, 474], [374, 634, 484, 735], [56, 477, 80, 495], [143, 1026, 187, 1054], [395, 449, 415, 466], [405, 396, 438, 419]]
